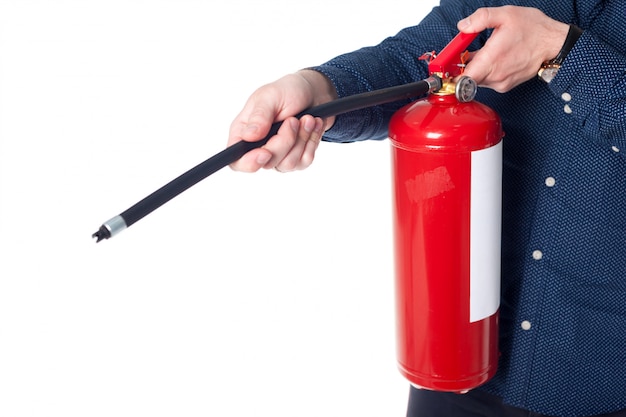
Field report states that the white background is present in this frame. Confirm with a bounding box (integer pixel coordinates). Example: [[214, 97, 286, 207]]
[[0, 1, 439, 416]]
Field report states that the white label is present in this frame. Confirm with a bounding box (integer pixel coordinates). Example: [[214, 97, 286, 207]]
[[470, 142, 502, 323]]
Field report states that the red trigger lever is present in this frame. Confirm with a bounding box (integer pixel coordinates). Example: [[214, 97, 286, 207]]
[[428, 32, 478, 78]]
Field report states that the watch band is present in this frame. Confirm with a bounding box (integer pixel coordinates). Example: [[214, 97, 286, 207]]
[[551, 24, 584, 65]]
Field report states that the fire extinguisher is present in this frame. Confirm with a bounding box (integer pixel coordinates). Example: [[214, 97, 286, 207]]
[[388, 32, 503, 393]]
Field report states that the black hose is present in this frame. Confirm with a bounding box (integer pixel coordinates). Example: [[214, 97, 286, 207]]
[[94, 75, 441, 241]]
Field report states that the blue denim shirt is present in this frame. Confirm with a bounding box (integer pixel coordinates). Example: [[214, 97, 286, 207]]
[[313, 1, 626, 416]]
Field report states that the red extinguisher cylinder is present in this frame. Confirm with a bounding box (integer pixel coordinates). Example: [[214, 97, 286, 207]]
[[389, 91, 503, 393]]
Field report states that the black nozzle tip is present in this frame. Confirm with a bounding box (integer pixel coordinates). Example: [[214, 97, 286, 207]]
[[92, 225, 111, 243]]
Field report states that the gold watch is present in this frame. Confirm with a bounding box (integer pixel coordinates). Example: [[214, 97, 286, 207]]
[[538, 63, 561, 83]]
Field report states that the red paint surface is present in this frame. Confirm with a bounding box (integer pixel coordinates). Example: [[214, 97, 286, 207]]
[[388, 93, 502, 392]]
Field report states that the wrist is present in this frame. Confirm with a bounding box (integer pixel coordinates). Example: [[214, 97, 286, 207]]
[[538, 24, 583, 83], [297, 69, 338, 130], [549, 24, 583, 65], [297, 69, 338, 106]]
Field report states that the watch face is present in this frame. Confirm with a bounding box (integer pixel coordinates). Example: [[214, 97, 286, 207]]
[[539, 66, 559, 83]]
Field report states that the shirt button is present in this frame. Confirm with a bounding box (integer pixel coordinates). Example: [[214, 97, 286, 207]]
[[532, 250, 543, 260], [564, 104, 572, 114], [561, 92, 572, 102], [521, 320, 532, 331], [545, 177, 556, 187], [612, 146, 620, 153]]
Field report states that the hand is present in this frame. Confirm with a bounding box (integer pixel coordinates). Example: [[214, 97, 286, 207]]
[[227, 70, 337, 173], [457, 6, 569, 92]]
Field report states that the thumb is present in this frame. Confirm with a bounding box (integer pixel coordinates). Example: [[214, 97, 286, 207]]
[[239, 104, 277, 143], [457, 7, 498, 33]]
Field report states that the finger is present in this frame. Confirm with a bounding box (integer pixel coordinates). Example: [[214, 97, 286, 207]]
[[239, 105, 278, 143], [274, 116, 324, 172], [457, 7, 502, 34], [227, 116, 274, 172], [461, 50, 493, 87], [273, 117, 310, 173], [229, 148, 273, 173], [260, 117, 299, 170], [299, 118, 324, 169], [227, 101, 281, 172]]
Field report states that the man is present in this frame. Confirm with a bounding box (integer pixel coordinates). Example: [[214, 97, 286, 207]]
[[228, 2, 626, 416]]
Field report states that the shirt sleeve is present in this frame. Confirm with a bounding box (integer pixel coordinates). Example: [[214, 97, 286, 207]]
[[549, 30, 626, 149], [311, 0, 483, 142]]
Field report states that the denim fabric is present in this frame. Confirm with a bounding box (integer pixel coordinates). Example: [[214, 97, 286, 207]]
[[312, 1, 626, 416]]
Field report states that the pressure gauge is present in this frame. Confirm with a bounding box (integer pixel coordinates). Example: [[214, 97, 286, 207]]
[[455, 76, 477, 103]]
